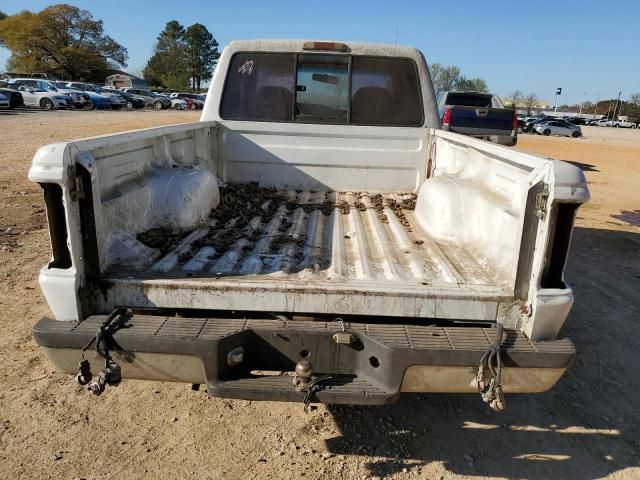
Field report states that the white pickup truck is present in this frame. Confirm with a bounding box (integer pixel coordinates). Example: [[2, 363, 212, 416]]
[[29, 40, 589, 408]]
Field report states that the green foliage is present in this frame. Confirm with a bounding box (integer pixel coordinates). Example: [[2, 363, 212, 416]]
[[144, 21, 190, 90], [0, 4, 127, 79], [144, 21, 219, 91], [429, 63, 488, 95], [184, 23, 219, 91], [457, 76, 488, 93]]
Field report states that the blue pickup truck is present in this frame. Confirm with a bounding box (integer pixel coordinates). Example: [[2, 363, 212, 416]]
[[438, 91, 517, 146]]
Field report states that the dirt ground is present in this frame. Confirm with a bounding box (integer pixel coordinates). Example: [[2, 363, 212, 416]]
[[0, 111, 638, 480]]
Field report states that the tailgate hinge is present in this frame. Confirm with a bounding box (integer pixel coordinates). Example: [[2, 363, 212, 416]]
[[67, 165, 85, 201], [535, 185, 549, 219]]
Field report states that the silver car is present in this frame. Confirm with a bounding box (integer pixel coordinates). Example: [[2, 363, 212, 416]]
[[534, 120, 582, 138]]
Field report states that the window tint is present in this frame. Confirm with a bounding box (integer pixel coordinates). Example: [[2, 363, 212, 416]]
[[221, 53, 295, 122], [445, 93, 493, 108], [351, 57, 422, 126], [219, 52, 423, 126]]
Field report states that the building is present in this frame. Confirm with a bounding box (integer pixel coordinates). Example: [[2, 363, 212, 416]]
[[104, 72, 148, 89]]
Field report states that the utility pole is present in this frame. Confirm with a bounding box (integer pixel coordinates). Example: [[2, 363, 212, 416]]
[[578, 91, 587, 118], [612, 91, 621, 120]]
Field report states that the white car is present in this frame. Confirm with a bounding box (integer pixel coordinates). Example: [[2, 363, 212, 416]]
[[534, 120, 582, 138], [15, 84, 69, 110], [170, 93, 205, 110], [0, 92, 9, 108], [171, 98, 188, 110], [9, 78, 88, 107]]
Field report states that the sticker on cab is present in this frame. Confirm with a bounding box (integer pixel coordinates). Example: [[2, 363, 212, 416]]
[[238, 60, 254, 75]]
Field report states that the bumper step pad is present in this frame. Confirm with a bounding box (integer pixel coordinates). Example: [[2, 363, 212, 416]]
[[34, 315, 575, 405]]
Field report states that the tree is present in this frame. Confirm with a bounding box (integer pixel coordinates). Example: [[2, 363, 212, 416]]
[[457, 77, 488, 93], [508, 90, 523, 108], [0, 11, 7, 48], [430, 63, 460, 96], [630, 93, 640, 106], [183, 23, 219, 91], [524, 93, 538, 115], [0, 5, 127, 79], [430, 63, 488, 96], [144, 21, 189, 90]]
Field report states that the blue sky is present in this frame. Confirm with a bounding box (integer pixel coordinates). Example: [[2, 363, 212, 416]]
[[1, 0, 638, 103]]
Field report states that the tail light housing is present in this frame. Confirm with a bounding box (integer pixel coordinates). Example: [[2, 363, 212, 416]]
[[512, 111, 518, 131], [442, 108, 452, 127]]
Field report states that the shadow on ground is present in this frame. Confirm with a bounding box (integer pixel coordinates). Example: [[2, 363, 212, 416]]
[[325, 227, 640, 479], [566, 160, 600, 172]]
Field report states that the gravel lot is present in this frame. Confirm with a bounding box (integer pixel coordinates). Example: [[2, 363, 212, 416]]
[[1, 111, 639, 479]]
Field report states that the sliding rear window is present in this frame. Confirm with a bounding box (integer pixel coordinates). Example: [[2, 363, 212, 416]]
[[220, 52, 423, 126]]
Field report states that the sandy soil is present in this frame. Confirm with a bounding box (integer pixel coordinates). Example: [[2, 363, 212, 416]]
[[0, 112, 638, 480]]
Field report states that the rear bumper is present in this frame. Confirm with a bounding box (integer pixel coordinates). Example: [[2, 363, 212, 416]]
[[34, 315, 574, 405], [443, 126, 517, 145]]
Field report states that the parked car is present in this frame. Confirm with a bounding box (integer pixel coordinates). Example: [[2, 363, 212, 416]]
[[522, 117, 549, 132], [48, 81, 91, 109], [65, 83, 126, 110], [121, 88, 171, 109], [613, 119, 637, 128], [150, 92, 172, 110], [171, 98, 188, 110], [591, 119, 609, 127], [534, 120, 582, 137], [0, 92, 9, 109], [170, 93, 205, 110], [29, 39, 588, 409], [0, 88, 24, 109], [14, 84, 70, 110], [438, 91, 517, 146], [564, 117, 587, 125], [8, 79, 73, 109], [102, 88, 146, 109], [9, 78, 87, 108], [75, 90, 112, 110]]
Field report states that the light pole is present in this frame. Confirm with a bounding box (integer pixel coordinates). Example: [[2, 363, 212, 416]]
[[554, 87, 562, 112]]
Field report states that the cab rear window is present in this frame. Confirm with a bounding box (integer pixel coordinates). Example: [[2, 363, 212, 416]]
[[445, 93, 495, 108], [220, 52, 423, 126]]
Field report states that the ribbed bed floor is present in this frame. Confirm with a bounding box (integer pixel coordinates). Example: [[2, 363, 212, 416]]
[[117, 186, 507, 291]]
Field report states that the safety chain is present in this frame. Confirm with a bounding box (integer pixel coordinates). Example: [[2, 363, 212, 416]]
[[76, 308, 128, 395], [473, 323, 506, 412], [293, 374, 333, 412]]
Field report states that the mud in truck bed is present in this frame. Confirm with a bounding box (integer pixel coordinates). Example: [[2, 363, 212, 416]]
[[105, 184, 511, 320]]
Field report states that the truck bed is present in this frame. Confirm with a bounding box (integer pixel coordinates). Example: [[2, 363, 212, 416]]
[[100, 184, 512, 320]]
